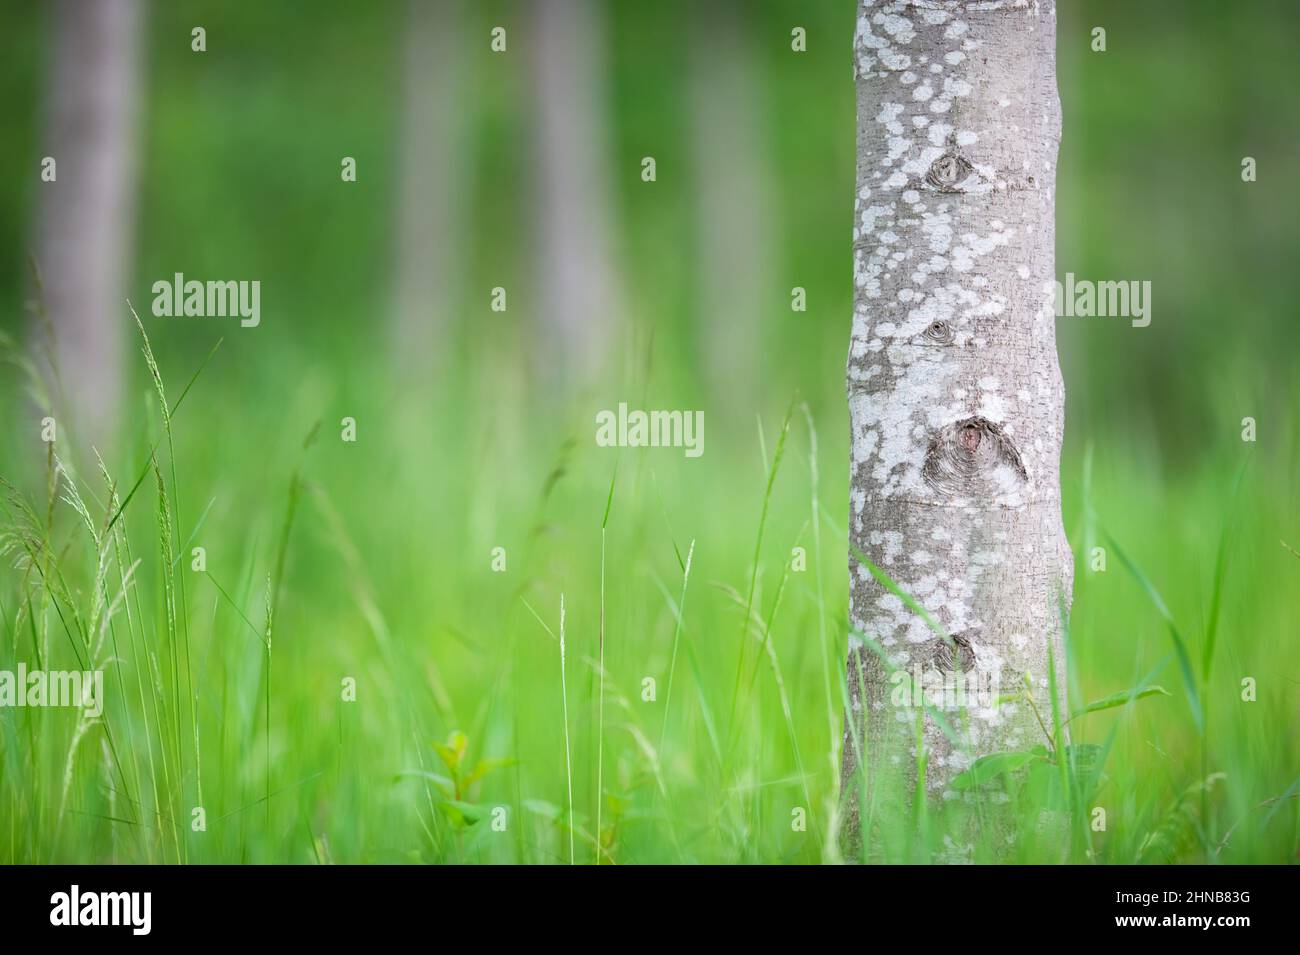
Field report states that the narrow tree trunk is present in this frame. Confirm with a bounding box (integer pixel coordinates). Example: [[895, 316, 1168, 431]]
[[390, 0, 469, 374], [689, 0, 773, 409], [531, 0, 623, 384], [843, 0, 1071, 838], [34, 0, 142, 451]]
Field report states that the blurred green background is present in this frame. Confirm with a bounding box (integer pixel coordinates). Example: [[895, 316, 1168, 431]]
[[0, 1, 1296, 863]]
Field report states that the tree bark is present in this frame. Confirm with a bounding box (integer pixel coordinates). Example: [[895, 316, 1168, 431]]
[[34, 0, 142, 451], [843, 0, 1071, 835]]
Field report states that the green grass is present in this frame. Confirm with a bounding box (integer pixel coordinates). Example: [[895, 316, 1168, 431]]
[[0, 329, 1296, 865]]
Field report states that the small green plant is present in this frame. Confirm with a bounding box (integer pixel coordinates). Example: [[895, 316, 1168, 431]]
[[950, 677, 1170, 803], [424, 730, 513, 828]]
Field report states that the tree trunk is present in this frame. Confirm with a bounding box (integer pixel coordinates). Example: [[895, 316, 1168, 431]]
[[34, 0, 142, 451], [390, 0, 469, 374], [689, 0, 773, 411], [530, 0, 623, 384], [843, 0, 1071, 838]]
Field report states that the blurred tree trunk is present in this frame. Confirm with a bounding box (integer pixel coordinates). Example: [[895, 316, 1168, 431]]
[[689, 0, 773, 412], [530, 0, 623, 384], [391, 0, 469, 373], [842, 0, 1071, 845], [34, 0, 142, 451]]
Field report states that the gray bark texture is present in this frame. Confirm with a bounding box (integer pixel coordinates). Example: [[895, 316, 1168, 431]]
[[34, 0, 142, 451], [843, 0, 1071, 831]]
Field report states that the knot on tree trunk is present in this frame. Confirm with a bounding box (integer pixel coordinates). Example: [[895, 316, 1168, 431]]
[[922, 415, 1028, 500], [921, 319, 955, 344], [928, 630, 979, 673], [924, 153, 974, 193]]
